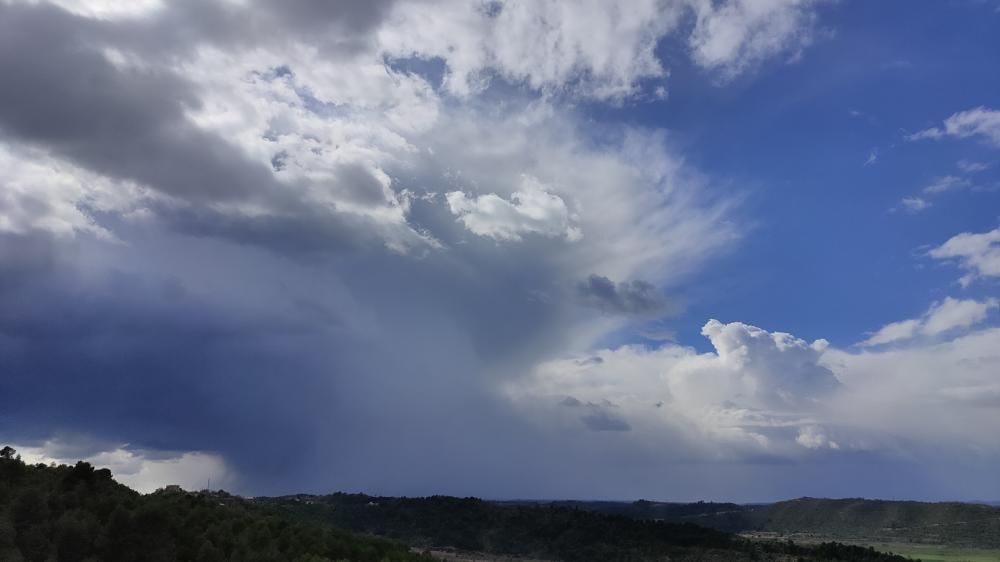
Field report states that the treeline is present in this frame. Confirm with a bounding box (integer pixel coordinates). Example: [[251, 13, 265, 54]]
[[257, 493, 914, 562], [502, 499, 756, 533], [0, 448, 429, 562]]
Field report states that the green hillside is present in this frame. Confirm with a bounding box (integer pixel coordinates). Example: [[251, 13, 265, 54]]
[[0, 448, 429, 562]]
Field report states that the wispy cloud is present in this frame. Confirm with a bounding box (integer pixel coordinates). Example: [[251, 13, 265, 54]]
[[923, 175, 971, 194], [908, 106, 1000, 148], [898, 197, 931, 212], [957, 159, 991, 173], [894, 174, 977, 214]]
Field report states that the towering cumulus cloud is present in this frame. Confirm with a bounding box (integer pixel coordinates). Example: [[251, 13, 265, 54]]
[[508, 319, 840, 459]]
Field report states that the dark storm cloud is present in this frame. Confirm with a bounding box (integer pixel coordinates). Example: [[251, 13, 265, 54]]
[[0, 233, 58, 294], [0, 217, 581, 494], [0, 22, 590, 484], [0, 3, 283, 205], [0, 1, 419, 260], [0, 0, 671, 501], [255, 0, 397, 37], [105, 0, 399, 60], [559, 398, 631, 432], [576, 274, 667, 315], [335, 164, 395, 206], [581, 411, 632, 432], [0, 230, 344, 478], [154, 204, 368, 256]]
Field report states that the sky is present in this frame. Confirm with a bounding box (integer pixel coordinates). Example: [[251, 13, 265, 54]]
[[1, 0, 999, 502]]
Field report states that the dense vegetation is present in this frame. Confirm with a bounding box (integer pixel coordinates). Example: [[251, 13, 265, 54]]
[[521, 497, 1000, 548], [0, 447, 429, 562], [257, 493, 913, 562]]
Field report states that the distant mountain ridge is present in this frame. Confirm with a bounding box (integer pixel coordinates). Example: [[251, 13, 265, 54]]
[[758, 497, 1000, 539], [521, 497, 1000, 548]]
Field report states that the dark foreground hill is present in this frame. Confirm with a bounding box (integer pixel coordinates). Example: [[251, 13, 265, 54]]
[[257, 493, 912, 562], [0, 450, 429, 562], [521, 497, 1000, 548]]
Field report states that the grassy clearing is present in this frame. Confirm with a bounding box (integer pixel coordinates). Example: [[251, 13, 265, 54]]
[[869, 543, 1000, 562], [743, 534, 1000, 562]]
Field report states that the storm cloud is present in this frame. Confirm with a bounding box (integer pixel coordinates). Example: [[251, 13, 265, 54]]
[[2, 0, 997, 503], [577, 275, 668, 316]]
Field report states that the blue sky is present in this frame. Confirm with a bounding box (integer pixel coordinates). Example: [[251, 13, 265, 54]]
[[614, 1, 1000, 350], [1, 0, 999, 501]]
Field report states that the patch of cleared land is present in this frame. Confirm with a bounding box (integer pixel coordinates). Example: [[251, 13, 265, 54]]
[[423, 550, 547, 562]]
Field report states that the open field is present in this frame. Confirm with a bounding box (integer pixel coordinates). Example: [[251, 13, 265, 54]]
[[740, 533, 1000, 562], [871, 544, 1000, 562]]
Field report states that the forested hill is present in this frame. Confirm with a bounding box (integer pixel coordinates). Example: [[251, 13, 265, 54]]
[[753, 497, 1000, 546], [0, 448, 429, 562], [257, 493, 911, 562], [529, 497, 1000, 548]]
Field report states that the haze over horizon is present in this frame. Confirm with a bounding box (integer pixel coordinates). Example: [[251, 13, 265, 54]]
[[1, 0, 999, 503]]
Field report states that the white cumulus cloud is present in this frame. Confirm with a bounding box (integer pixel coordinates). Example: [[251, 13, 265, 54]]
[[15, 439, 234, 493], [687, 0, 823, 79], [379, 0, 824, 99], [446, 175, 581, 242], [862, 297, 999, 346], [929, 227, 1000, 286], [379, 0, 684, 101], [0, 143, 147, 238], [508, 319, 839, 458], [509, 318, 1000, 466]]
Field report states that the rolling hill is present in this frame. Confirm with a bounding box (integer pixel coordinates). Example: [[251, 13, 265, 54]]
[[527, 497, 1000, 548]]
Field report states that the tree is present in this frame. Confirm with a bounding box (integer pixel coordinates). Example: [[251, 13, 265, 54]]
[[0, 446, 16, 460], [56, 511, 95, 562], [195, 540, 226, 562], [13, 488, 51, 562]]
